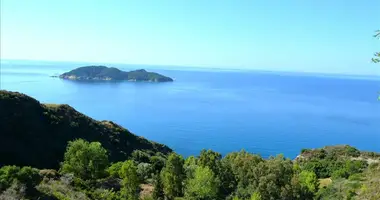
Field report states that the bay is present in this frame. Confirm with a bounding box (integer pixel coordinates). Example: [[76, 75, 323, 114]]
[[1, 61, 379, 158]]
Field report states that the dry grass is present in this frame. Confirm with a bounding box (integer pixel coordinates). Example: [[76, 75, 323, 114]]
[[140, 184, 154, 198], [319, 178, 332, 188], [43, 103, 61, 108]]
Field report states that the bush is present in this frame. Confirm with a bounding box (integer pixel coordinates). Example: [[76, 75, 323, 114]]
[[299, 170, 319, 193], [301, 148, 311, 154], [150, 156, 166, 173], [107, 162, 123, 178], [332, 168, 349, 179], [0, 182, 26, 200], [0, 166, 42, 196], [345, 146, 360, 157], [137, 163, 153, 182], [89, 188, 121, 200], [37, 179, 89, 200], [131, 150, 151, 163], [345, 160, 367, 175], [17, 167, 42, 191], [60, 139, 109, 180], [0, 166, 20, 191]]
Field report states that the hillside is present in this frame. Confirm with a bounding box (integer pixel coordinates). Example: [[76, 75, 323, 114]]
[[295, 145, 380, 199], [59, 66, 173, 82], [0, 90, 172, 169]]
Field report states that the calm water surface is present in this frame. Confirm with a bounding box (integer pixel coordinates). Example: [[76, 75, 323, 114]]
[[1, 62, 379, 158]]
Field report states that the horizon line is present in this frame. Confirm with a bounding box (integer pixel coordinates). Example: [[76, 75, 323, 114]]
[[1, 58, 379, 78]]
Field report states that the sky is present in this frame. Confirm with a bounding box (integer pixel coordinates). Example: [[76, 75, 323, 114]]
[[1, 0, 380, 75]]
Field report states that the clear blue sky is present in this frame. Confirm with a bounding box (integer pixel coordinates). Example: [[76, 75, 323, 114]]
[[1, 0, 379, 75]]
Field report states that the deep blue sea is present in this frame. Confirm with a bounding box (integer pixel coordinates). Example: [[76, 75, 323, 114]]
[[1, 61, 379, 158]]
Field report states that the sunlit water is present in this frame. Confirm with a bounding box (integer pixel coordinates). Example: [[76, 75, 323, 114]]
[[1, 61, 379, 158]]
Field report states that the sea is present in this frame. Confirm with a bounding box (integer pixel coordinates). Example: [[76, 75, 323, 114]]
[[1, 60, 379, 158]]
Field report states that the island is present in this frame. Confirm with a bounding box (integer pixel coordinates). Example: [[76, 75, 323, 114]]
[[59, 66, 174, 82]]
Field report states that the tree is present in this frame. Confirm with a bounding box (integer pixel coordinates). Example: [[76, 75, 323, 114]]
[[197, 149, 237, 197], [299, 170, 319, 193], [223, 150, 263, 199], [372, 30, 380, 63], [137, 162, 153, 181], [150, 155, 166, 173], [60, 139, 109, 180], [290, 174, 315, 200], [218, 159, 237, 198], [152, 174, 164, 200], [198, 149, 222, 174], [119, 160, 140, 200], [160, 153, 184, 199], [253, 155, 294, 200], [184, 166, 219, 200], [250, 191, 261, 200], [107, 162, 124, 178], [184, 156, 198, 180]]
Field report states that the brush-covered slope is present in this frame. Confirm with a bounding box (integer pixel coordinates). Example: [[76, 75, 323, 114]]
[[0, 90, 172, 169]]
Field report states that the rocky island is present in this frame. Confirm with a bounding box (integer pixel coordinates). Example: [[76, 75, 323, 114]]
[[59, 66, 173, 82]]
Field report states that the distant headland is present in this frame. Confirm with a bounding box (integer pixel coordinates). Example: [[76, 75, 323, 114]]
[[58, 66, 173, 82]]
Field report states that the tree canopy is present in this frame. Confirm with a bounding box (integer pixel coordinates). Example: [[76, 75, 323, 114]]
[[60, 139, 109, 180], [185, 166, 219, 200]]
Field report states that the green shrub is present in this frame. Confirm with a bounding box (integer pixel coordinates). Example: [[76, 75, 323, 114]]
[[332, 168, 349, 179], [107, 162, 124, 178], [0, 166, 20, 191], [131, 150, 151, 163], [301, 148, 311, 154], [0, 166, 41, 196], [299, 170, 319, 193], [89, 188, 121, 200], [345, 160, 367, 175], [345, 146, 360, 157], [137, 163, 153, 182], [60, 139, 109, 180], [17, 167, 42, 192]]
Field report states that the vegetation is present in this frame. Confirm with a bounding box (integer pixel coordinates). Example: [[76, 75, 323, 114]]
[[372, 30, 380, 63], [1, 140, 378, 200], [59, 66, 173, 82], [184, 166, 219, 200], [60, 139, 109, 180], [119, 160, 140, 200], [0, 90, 172, 169], [160, 153, 185, 199]]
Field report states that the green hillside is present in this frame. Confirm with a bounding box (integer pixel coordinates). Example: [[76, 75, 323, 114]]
[[0, 90, 171, 169]]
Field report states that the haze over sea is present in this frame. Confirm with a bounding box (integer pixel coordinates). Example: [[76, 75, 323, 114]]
[[1, 60, 379, 158]]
